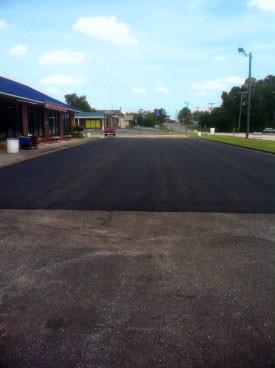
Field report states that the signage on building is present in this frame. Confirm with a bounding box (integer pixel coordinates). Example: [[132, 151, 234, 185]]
[[45, 102, 67, 112]]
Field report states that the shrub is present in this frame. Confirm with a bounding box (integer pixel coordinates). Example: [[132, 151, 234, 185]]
[[72, 131, 84, 139], [73, 125, 84, 132]]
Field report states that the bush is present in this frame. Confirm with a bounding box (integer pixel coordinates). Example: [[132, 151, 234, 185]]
[[72, 131, 84, 139], [73, 125, 84, 132]]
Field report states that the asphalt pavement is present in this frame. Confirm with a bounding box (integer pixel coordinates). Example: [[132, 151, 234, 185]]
[[0, 137, 274, 213], [0, 138, 274, 368]]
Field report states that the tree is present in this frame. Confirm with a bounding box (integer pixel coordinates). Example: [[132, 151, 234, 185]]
[[64, 93, 94, 112], [177, 107, 192, 124], [132, 108, 169, 127]]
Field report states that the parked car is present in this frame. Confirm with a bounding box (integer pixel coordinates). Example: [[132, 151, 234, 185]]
[[263, 127, 275, 134], [104, 128, 116, 137]]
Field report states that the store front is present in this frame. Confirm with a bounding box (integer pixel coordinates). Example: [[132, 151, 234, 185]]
[[0, 75, 80, 141], [48, 110, 60, 136], [75, 112, 105, 130], [0, 98, 22, 140], [28, 105, 44, 137]]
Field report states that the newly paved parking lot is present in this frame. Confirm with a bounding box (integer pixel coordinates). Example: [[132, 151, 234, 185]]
[[0, 138, 274, 367]]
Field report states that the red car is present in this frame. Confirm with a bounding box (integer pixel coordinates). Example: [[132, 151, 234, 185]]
[[104, 128, 116, 137]]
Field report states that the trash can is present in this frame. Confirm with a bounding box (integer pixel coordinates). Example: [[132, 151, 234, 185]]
[[86, 132, 91, 138], [7, 138, 19, 153], [197, 131, 201, 137]]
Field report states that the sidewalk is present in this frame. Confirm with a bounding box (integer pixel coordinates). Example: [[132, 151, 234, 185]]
[[0, 137, 101, 168]]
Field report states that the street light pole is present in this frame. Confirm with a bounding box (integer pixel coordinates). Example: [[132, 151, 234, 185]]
[[246, 52, 252, 139], [238, 48, 252, 139], [237, 92, 247, 133]]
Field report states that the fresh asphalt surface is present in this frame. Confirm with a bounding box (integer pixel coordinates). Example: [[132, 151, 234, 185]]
[[0, 137, 274, 212], [0, 138, 274, 368]]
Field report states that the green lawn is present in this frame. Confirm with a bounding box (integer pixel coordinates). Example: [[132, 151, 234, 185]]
[[200, 135, 275, 153]]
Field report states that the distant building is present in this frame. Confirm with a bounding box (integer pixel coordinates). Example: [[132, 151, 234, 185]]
[[123, 113, 134, 128], [0, 76, 80, 141], [75, 110, 124, 130]]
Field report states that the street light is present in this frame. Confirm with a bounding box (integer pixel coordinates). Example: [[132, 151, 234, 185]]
[[238, 47, 252, 139]]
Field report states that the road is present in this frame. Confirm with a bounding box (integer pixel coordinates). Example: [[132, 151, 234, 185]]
[[0, 137, 274, 368], [0, 137, 274, 212]]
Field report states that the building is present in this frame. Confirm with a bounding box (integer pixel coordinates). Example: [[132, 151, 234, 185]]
[[123, 113, 134, 128], [75, 112, 105, 130], [75, 110, 124, 130], [0, 76, 80, 141]]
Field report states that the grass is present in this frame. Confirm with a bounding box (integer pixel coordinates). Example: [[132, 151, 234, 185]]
[[200, 135, 275, 153]]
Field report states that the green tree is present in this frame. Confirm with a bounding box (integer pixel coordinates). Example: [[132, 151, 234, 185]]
[[132, 108, 169, 127], [64, 93, 94, 112], [178, 107, 192, 124]]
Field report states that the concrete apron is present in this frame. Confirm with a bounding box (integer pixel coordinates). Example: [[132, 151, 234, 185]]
[[0, 209, 274, 368]]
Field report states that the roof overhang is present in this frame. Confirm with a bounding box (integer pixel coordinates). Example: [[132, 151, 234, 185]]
[[0, 91, 43, 104]]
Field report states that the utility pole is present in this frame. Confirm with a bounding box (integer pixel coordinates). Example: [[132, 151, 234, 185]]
[[238, 48, 252, 139], [208, 102, 214, 112], [237, 92, 247, 133], [184, 101, 189, 132]]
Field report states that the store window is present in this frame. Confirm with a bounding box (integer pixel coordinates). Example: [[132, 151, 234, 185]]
[[0, 99, 22, 140], [62, 113, 71, 135], [85, 119, 101, 129], [28, 106, 44, 137], [48, 110, 60, 136]]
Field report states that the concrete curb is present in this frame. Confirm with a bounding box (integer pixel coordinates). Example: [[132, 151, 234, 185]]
[[193, 136, 275, 156]]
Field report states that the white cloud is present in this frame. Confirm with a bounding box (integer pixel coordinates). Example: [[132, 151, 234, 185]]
[[248, 0, 275, 11], [192, 76, 245, 91], [41, 74, 86, 86], [73, 16, 137, 45], [195, 91, 207, 96], [0, 19, 7, 29], [216, 76, 246, 85], [214, 55, 227, 62], [39, 50, 85, 64], [44, 86, 59, 94], [154, 87, 170, 94], [132, 88, 146, 94], [9, 45, 27, 55], [191, 81, 227, 90]]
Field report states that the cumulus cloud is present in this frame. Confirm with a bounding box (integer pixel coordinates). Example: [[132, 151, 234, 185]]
[[39, 50, 85, 64], [73, 16, 137, 45], [132, 88, 146, 94], [41, 74, 86, 86], [154, 87, 170, 94], [214, 55, 227, 62], [9, 45, 27, 55], [191, 81, 227, 90], [216, 76, 246, 85], [248, 0, 275, 11], [192, 76, 245, 91], [44, 86, 59, 94], [0, 19, 7, 29]]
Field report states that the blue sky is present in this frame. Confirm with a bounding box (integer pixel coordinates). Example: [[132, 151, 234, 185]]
[[1, 0, 275, 116]]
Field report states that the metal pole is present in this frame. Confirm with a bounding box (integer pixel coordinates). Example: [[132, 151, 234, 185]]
[[246, 52, 252, 139], [238, 94, 243, 133]]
